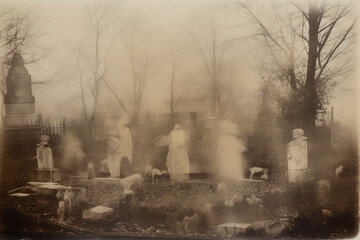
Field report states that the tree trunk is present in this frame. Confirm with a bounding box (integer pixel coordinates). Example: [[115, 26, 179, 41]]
[[303, 1, 319, 137]]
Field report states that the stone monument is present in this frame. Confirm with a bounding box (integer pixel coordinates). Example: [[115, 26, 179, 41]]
[[287, 128, 310, 182], [3, 52, 40, 127], [1, 52, 42, 185]]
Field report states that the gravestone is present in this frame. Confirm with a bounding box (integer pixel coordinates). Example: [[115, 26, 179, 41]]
[[2, 52, 40, 127]]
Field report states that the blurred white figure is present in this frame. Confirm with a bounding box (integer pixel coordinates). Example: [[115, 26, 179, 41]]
[[117, 114, 133, 163], [335, 165, 344, 177], [287, 128, 308, 170], [217, 120, 246, 180], [166, 124, 190, 181], [105, 136, 122, 178], [36, 135, 54, 170], [62, 133, 85, 173]]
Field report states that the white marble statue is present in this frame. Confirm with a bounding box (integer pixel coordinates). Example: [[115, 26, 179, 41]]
[[36, 135, 54, 170], [287, 128, 308, 170], [102, 136, 122, 178]]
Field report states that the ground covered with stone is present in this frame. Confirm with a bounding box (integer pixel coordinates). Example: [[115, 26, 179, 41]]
[[1, 169, 358, 239]]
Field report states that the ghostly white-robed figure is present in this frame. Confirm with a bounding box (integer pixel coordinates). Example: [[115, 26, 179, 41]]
[[166, 124, 190, 181], [117, 114, 133, 163], [36, 135, 54, 170], [287, 128, 308, 170], [102, 136, 122, 178], [217, 120, 246, 180]]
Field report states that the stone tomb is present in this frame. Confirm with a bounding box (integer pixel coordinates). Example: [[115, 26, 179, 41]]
[[34, 169, 61, 182]]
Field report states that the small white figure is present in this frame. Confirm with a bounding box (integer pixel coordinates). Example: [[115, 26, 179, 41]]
[[64, 189, 75, 211], [335, 165, 344, 177], [151, 168, 169, 183]]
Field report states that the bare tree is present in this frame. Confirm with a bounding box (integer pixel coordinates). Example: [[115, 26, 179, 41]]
[[76, 1, 125, 127], [238, 0, 357, 136], [122, 19, 158, 125], [190, 8, 237, 117], [168, 49, 188, 124]]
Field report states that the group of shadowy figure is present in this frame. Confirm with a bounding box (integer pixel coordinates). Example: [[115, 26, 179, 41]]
[[34, 113, 250, 182]]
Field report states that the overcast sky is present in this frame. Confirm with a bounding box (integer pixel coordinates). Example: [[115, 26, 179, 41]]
[[0, 0, 358, 125]]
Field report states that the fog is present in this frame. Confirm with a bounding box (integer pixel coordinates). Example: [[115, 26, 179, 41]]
[[0, 0, 358, 125]]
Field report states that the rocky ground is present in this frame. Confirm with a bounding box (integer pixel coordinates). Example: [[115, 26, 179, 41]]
[[0, 170, 358, 239]]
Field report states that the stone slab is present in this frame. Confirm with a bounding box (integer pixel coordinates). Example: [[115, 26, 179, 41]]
[[82, 206, 114, 220], [10, 193, 30, 197], [26, 181, 58, 192], [5, 103, 35, 115], [217, 223, 251, 236], [36, 184, 70, 197], [34, 169, 61, 182]]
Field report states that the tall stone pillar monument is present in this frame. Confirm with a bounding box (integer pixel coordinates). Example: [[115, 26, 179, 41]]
[[3, 52, 40, 127], [1, 52, 42, 185]]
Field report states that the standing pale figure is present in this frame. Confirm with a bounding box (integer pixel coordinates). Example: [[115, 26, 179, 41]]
[[103, 136, 122, 178], [217, 121, 246, 180], [166, 124, 190, 181], [36, 135, 54, 170], [117, 114, 133, 163], [287, 128, 308, 170]]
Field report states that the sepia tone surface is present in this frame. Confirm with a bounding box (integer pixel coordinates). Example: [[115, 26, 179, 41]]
[[0, 0, 358, 239]]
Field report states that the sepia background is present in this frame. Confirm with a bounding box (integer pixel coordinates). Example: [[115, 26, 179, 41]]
[[0, 0, 358, 239]]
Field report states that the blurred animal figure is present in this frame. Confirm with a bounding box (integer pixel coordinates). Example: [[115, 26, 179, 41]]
[[58, 200, 65, 221], [151, 168, 169, 183], [121, 174, 143, 195], [88, 163, 95, 180], [260, 169, 268, 180], [335, 165, 344, 177], [177, 213, 200, 233], [249, 167, 267, 180]]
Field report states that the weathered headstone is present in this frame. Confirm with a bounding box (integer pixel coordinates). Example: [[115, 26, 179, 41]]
[[3, 52, 40, 127]]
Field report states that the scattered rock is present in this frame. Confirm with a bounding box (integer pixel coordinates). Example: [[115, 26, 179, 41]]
[[82, 206, 114, 220]]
